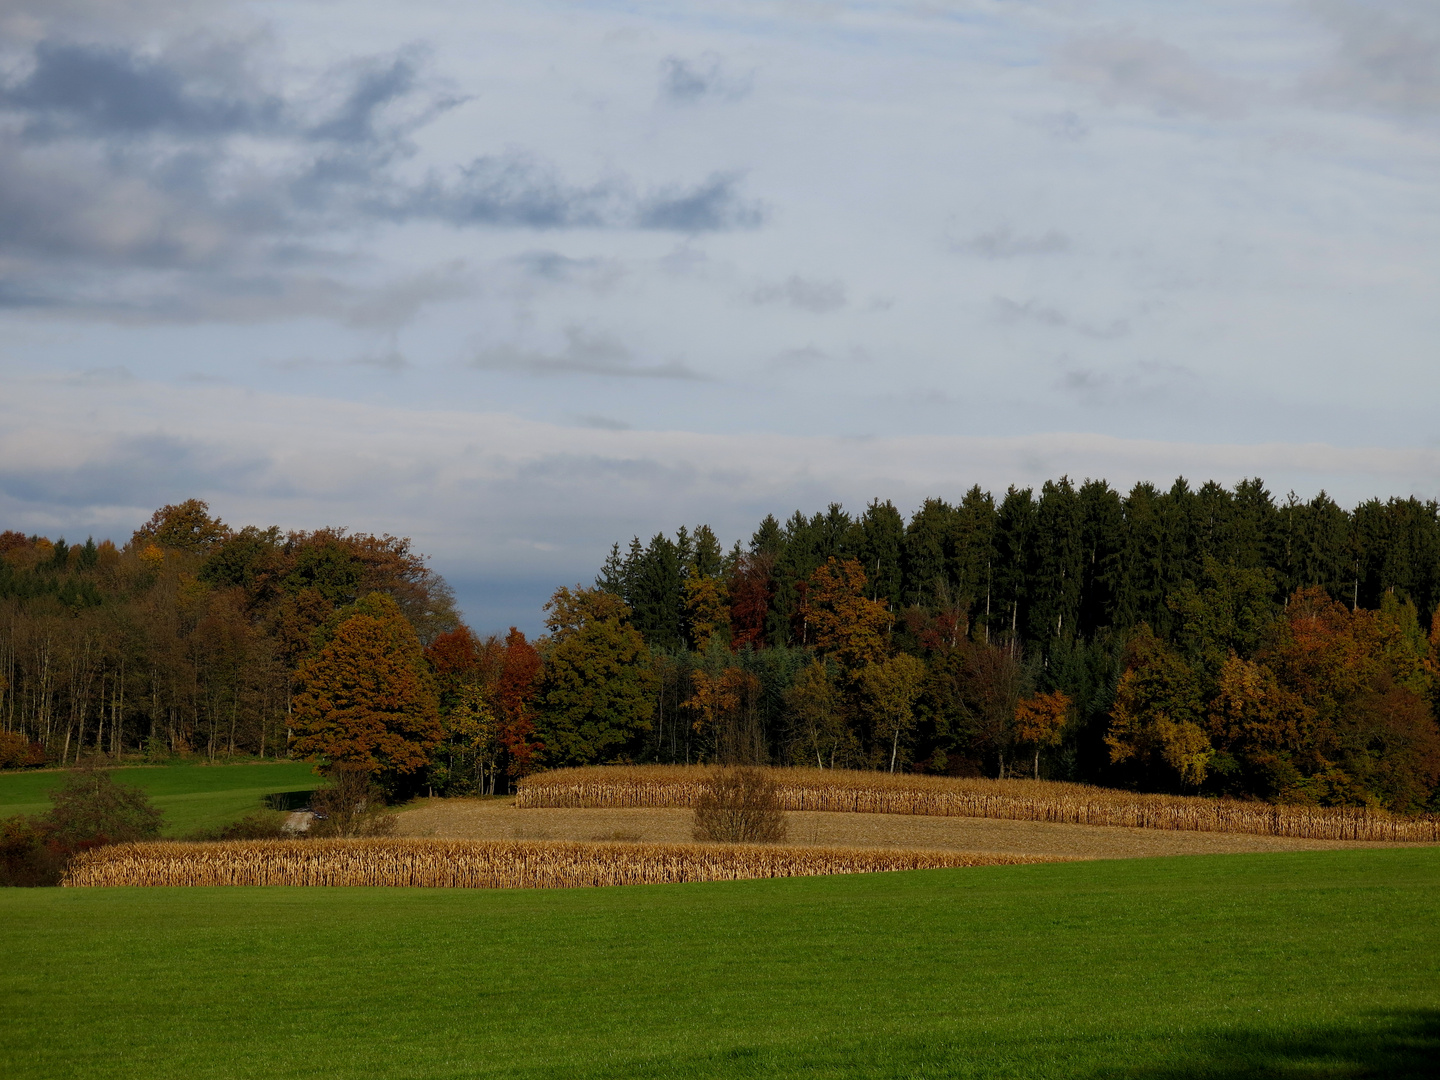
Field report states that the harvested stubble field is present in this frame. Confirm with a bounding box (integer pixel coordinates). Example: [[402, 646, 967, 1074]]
[[518, 765, 1440, 842], [63, 837, 1047, 888]]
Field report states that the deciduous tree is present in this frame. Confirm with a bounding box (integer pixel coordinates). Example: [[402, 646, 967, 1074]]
[[538, 586, 658, 764], [290, 593, 441, 780], [1013, 690, 1071, 779]]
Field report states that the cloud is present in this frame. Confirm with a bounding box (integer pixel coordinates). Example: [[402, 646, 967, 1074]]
[[0, 36, 763, 322], [5, 372, 1439, 632], [471, 326, 707, 380], [951, 227, 1070, 259], [993, 296, 1128, 340], [749, 275, 846, 312], [659, 53, 752, 104], [633, 171, 765, 232], [0, 41, 282, 139], [511, 251, 618, 283], [1056, 360, 1199, 403], [0, 430, 268, 508], [1055, 35, 1251, 118], [1304, 0, 1440, 116], [574, 414, 632, 431], [372, 157, 763, 233]]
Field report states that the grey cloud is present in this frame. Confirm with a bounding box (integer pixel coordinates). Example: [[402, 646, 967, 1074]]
[[0, 432, 267, 508], [770, 346, 829, 369], [952, 227, 1070, 259], [1055, 35, 1250, 118], [392, 153, 620, 228], [0, 40, 282, 139], [750, 275, 846, 313], [0, 36, 763, 321], [1305, 1, 1440, 116], [379, 159, 762, 233], [574, 414, 632, 431], [1057, 360, 1199, 403], [513, 251, 609, 281], [659, 54, 752, 104], [769, 345, 869, 369], [308, 54, 424, 144], [633, 172, 764, 232], [472, 327, 707, 380], [340, 263, 474, 329], [993, 296, 1129, 340], [1037, 111, 1088, 141]]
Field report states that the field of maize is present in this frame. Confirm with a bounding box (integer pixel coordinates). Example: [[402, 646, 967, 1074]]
[[516, 766, 1440, 843], [63, 838, 1049, 888]]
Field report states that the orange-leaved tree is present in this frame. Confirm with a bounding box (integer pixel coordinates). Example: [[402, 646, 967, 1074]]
[[1013, 690, 1071, 779], [804, 557, 892, 674], [291, 592, 441, 780]]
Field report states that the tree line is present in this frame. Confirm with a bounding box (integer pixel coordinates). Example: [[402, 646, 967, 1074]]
[[0, 500, 458, 769], [575, 478, 1440, 811], [3, 480, 1440, 812]]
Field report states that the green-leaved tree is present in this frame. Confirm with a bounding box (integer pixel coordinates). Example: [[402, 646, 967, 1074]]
[[538, 586, 658, 764]]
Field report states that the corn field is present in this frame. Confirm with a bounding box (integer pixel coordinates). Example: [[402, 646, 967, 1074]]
[[516, 766, 1440, 843], [63, 838, 1047, 888]]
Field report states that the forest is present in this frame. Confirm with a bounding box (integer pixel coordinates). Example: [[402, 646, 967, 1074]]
[[3, 478, 1440, 812]]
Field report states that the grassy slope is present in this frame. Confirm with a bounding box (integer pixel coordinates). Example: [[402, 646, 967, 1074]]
[[0, 761, 320, 835], [2, 849, 1437, 1079]]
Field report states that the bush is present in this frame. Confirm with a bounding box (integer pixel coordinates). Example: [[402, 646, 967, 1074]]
[[693, 768, 787, 844], [0, 816, 65, 886], [0, 731, 46, 769], [309, 766, 398, 838], [44, 762, 165, 848]]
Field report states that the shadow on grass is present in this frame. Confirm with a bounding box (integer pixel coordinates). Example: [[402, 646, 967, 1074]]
[[518, 1011, 1440, 1080], [1105, 1010, 1440, 1080]]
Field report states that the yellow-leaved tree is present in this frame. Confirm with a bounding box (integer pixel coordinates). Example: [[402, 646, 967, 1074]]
[[1013, 690, 1071, 779]]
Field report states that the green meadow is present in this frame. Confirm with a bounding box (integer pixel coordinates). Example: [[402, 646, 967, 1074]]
[[0, 760, 319, 836], [2, 849, 1436, 1079]]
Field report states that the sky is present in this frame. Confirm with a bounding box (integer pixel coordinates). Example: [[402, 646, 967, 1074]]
[[2, 0, 1439, 635]]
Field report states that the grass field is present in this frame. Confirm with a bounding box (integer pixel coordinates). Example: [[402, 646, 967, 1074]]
[[3, 849, 1437, 1078], [0, 760, 320, 836]]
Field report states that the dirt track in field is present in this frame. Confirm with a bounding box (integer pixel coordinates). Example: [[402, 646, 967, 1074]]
[[394, 799, 1421, 860]]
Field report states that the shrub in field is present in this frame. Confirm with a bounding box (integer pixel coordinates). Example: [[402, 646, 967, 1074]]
[[693, 768, 787, 843], [64, 838, 1049, 889], [0, 730, 46, 769], [0, 816, 64, 886], [44, 762, 165, 848], [309, 766, 398, 838], [0, 764, 165, 885], [519, 765, 1440, 843]]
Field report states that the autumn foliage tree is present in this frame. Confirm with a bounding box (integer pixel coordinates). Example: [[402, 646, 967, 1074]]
[[290, 593, 442, 784], [862, 653, 926, 772], [495, 628, 544, 778], [1013, 691, 1071, 779], [805, 558, 891, 673]]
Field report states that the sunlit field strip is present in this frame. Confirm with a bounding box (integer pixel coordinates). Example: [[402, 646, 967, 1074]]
[[517, 765, 1440, 842], [63, 837, 1054, 888]]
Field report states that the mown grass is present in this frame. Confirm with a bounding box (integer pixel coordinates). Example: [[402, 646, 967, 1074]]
[[3, 849, 1437, 1079], [0, 760, 319, 835]]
